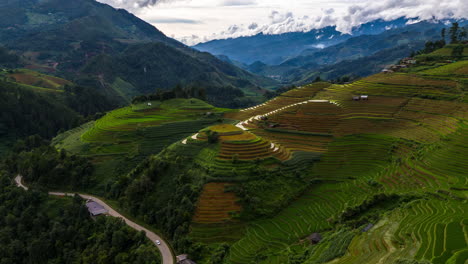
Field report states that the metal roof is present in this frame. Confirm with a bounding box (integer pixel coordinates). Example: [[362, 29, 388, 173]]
[[86, 201, 108, 216]]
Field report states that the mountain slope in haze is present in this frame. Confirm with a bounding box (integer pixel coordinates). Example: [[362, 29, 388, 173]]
[[249, 21, 454, 84], [0, 0, 276, 106], [193, 18, 410, 65]]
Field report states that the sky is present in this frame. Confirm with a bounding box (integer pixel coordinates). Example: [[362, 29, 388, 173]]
[[97, 0, 467, 45]]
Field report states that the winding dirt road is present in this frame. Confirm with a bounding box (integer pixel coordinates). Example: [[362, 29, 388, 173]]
[[14, 175, 174, 264]]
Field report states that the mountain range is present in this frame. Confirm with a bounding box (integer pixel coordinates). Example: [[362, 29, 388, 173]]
[[193, 18, 411, 65], [196, 19, 467, 84], [0, 0, 276, 106]]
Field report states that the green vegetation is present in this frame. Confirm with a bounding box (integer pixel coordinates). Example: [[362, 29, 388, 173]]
[[2, 44, 468, 264], [0, 0, 277, 107], [0, 69, 116, 155], [0, 171, 161, 264], [0, 80, 81, 153], [0, 46, 19, 67], [10, 138, 94, 190], [53, 98, 227, 194]]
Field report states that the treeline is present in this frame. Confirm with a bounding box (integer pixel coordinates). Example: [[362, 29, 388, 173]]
[[132, 84, 208, 104], [415, 22, 468, 56], [0, 172, 160, 264], [132, 83, 254, 108]]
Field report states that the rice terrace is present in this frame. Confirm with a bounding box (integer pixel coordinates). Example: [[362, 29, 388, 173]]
[[47, 44, 468, 264], [1, 2, 468, 264]]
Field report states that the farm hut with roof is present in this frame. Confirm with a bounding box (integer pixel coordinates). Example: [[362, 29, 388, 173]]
[[308, 232, 322, 244], [85, 200, 108, 216]]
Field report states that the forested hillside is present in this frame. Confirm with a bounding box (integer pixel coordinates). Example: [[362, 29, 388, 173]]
[[0, 0, 276, 106], [0, 68, 117, 154], [0, 170, 161, 264]]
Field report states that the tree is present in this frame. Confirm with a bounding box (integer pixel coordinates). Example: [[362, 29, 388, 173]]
[[460, 28, 467, 41], [449, 22, 460, 44], [207, 131, 219, 144], [441, 28, 446, 40]]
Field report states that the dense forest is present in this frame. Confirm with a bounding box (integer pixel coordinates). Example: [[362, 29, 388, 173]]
[[7, 136, 94, 190], [0, 78, 116, 154], [64, 85, 116, 117], [0, 170, 161, 264], [0, 81, 81, 140]]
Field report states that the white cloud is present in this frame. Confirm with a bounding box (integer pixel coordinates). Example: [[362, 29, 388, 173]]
[[221, 0, 257, 6], [97, 0, 468, 45]]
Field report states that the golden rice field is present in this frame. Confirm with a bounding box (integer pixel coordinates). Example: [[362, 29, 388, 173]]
[[193, 182, 242, 224]]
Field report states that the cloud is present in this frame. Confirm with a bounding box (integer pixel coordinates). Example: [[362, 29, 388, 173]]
[[221, 0, 257, 6], [182, 0, 468, 44], [97, 0, 468, 45], [148, 18, 202, 24], [248, 23, 258, 30], [98, 0, 175, 9]]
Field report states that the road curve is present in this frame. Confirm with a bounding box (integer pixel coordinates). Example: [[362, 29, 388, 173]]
[[14, 175, 174, 264]]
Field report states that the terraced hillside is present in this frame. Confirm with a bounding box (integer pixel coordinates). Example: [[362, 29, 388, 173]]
[[53, 98, 228, 192], [5, 68, 71, 90], [0, 68, 69, 93], [193, 182, 241, 224], [50, 45, 468, 264], [200, 49, 467, 264]]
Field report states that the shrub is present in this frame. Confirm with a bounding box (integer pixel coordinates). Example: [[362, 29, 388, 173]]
[[207, 130, 219, 143]]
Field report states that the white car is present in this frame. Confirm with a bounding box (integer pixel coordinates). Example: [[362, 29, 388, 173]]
[[155, 240, 161, 245]]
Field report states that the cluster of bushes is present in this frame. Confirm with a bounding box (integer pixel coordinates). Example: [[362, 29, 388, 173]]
[[337, 193, 419, 228], [232, 166, 312, 219], [5, 136, 94, 190], [0, 172, 160, 264], [108, 145, 208, 254]]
